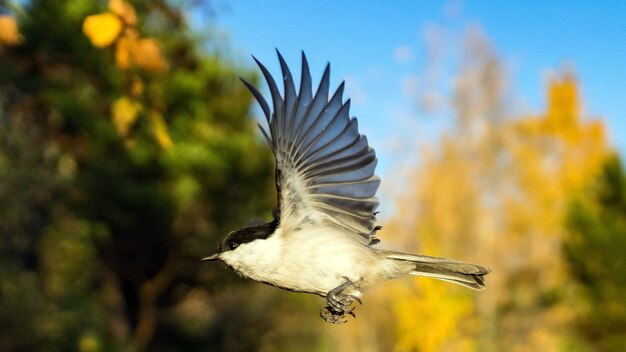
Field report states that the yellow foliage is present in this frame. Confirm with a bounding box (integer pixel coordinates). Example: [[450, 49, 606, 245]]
[[82, 13, 123, 48], [83, 1, 168, 73], [0, 15, 22, 46], [112, 96, 142, 136], [109, 0, 137, 26], [510, 75, 607, 195], [112, 24, 168, 73], [83, 1, 171, 148], [114, 35, 134, 69], [114, 35, 168, 73], [375, 67, 607, 350], [133, 38, 168, 73], [393, 280, 476, 352], [546, 73, 578, 131], [149, 111, 173, 149]]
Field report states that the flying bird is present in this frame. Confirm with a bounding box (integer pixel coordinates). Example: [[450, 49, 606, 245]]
[[204, 51, 490, 324]]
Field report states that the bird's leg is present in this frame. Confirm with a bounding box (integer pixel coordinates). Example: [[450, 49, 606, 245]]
[[320, 278, 363, 324]]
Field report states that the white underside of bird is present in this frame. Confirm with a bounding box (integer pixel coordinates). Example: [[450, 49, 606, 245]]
[[220, 224, 488, 297]]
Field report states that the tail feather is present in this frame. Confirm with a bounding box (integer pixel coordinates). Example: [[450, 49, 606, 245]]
[[386, 252, 491, 290]]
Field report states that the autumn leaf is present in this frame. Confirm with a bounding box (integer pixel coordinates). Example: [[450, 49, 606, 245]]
[[134, 38, 168, 73], [114, 35, 133, 69], [108, 0, 137, 26], [0, 15, 22, 46], [83, 13, 123, 48], [112, 96, 142, 136], [114, 35, 167, 73], [148, 111, 172, 149]]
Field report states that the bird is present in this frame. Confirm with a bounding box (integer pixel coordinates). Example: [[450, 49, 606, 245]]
[[203, 51, 491, 324]]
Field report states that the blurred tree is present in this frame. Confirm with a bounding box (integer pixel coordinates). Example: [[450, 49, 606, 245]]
[[0, 0, 320, 351], [389, 27, 509, 352], [333, 25, 507, 352], [564, 155, 626, 352], [335, 26, 609, 352], [496, 70, 608, 352]]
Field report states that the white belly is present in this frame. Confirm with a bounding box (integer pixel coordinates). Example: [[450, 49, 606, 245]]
[[220, 226, 379, 296]]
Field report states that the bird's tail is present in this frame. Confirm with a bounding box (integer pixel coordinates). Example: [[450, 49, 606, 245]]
[[384, 252, 491, 290]]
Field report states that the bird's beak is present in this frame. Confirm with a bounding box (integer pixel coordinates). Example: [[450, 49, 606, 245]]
[[202, 253, 220, 261]]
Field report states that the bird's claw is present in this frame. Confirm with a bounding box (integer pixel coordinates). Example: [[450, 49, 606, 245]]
[[327, 292, 359, 312], [320, 279, 362, 324], [320, 306, 348, 324]]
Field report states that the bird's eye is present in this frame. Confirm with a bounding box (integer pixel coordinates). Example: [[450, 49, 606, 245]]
[[228, 242, 238, 250]]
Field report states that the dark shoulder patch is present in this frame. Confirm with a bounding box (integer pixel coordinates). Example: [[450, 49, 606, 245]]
[[221, 219, 278, 252]]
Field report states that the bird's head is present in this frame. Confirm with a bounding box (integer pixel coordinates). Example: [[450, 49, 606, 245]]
[[202, 220, 278, 263]]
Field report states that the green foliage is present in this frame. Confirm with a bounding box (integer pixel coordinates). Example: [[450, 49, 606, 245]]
[[0, 0, 290, 351], [564, 155, 626, 351]]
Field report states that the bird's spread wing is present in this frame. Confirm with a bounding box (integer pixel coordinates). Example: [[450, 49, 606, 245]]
[[242, 51, 380, 241]]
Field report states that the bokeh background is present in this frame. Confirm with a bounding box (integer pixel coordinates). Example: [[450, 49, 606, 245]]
[[1, 1, 625, 351]]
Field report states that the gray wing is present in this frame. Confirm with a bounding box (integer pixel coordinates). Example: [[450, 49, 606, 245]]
[[242, 51, 380, 240]]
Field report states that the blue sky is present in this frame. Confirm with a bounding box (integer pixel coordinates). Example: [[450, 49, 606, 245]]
[[203, 0, 626, 178]]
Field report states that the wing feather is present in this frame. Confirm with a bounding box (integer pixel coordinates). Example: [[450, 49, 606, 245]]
[[277, 52, 298, 150], [244, 51, 381, 240]]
